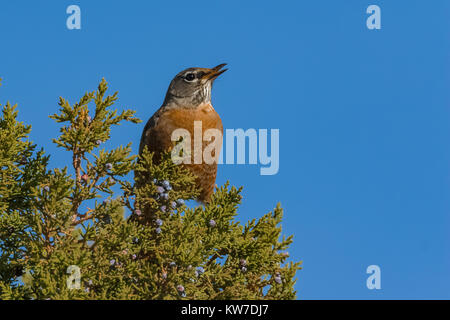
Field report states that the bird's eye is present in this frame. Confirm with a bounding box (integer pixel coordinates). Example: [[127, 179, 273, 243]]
[[185, 73, 196, 81]]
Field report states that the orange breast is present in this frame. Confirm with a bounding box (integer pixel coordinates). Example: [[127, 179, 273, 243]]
[[164, 104, 222, 134], [141, 103, 223, 203], [146, 103, 223, 159]]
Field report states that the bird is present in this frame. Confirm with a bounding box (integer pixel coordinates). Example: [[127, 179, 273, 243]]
[[139, 64, 227, 203]]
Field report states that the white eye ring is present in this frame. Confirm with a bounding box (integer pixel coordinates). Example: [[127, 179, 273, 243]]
[[184, 73, 196, 82]]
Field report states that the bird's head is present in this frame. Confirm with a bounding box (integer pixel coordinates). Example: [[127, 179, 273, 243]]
[[163, 64, 227, 107]]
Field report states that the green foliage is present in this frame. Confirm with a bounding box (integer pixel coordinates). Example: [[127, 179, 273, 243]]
[[0, 79, 301, 300]]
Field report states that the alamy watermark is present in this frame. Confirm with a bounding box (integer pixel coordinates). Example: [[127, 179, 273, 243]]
[[366, 265, 381, 290], [366, 5, 381, 30], [66, 265, 81, 290], [66, 5, 81, 30], [171, 122, 279, 176]]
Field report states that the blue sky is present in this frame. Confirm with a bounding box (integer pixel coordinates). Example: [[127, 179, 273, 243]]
[[1, 0, 449, 299]]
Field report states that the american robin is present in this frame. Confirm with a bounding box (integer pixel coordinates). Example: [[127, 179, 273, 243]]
[[139, 64, 227, 203]]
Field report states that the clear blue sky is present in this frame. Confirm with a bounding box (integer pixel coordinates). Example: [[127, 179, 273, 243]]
[[1, 1, 449, 299]]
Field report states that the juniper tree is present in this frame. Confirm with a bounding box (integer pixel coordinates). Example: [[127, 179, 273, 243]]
[[0, 78, 301, 300]]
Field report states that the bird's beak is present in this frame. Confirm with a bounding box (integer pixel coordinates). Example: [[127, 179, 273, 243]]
[[204, 63, 228, 81]]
